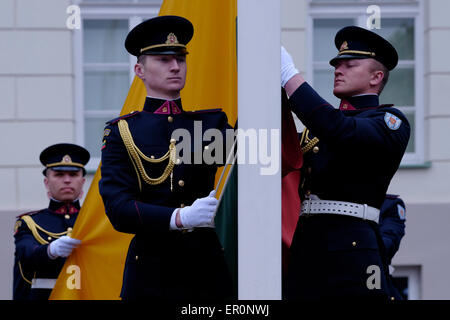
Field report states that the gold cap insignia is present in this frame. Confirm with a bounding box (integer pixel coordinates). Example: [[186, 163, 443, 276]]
[[340, 41, 349, 52], [166, 33, 179, 45], [62, 155, 72, 163]]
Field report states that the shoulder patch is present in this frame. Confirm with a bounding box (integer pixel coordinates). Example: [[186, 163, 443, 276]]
[[106, 111, 140, 125], [384, 112, 402, 130], [397, 204, 406, 220]]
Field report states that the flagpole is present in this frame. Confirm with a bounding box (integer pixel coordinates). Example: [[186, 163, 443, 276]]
[[237, 0, 281, 299]]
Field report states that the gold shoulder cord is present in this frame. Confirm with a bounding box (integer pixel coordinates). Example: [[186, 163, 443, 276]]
[[300, 129, 319, 154], [118, 119, 176, 191], [18, 215, 70, 284], [20, 215, 69, 245]]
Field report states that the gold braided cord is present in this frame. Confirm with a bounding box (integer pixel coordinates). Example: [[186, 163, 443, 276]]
[[18, 261, 33, 285], [20, 215, 69, 245], [299, 129, 320, 154], [118, 119, 176, 187], [339, 49, 376, 57]]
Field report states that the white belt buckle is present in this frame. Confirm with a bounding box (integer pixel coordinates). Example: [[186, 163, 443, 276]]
[[303, 198, 312, 215], [362, 204, 368, 220]]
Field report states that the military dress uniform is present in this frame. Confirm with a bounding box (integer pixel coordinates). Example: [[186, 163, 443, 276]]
[[285, 27, 411, 300], [100, 97, 233, 300], [13, 200, 79, 300], [13, 143, 89, 300], [99, 16, 233, 300]]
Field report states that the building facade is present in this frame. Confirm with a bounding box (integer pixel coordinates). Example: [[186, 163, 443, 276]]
[[0, 0, 448, 299]]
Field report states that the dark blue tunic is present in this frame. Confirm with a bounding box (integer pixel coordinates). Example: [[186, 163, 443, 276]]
[[99, 97, 233, 300], [13, 200, 79, 300], [286, 83, 410, 300]]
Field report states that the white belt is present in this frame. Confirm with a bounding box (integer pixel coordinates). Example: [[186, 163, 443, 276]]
[[31, 278, 57, 289], [301, 199, 380, 223]]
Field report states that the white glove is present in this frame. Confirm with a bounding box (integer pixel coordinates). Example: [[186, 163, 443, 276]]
[[179, 190, 218, 229], [48, 236, 81, 259], [281, 46, 299, 87]]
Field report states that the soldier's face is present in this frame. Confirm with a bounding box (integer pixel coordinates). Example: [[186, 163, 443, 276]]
[[136, 54, 187, 98], [333, 58, 379, 98], [44, 169, 85, 203]]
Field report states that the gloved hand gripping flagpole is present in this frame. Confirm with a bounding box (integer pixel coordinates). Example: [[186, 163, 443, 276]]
[[213, 135, 237, 216]]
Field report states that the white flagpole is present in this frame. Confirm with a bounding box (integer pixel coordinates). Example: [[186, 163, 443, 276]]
[[237, 0, 281, 300]]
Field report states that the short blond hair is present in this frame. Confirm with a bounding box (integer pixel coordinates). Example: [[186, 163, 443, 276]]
[[369, 59, 390, 94]]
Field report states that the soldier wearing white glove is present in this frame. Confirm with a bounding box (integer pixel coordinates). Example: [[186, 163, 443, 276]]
[[281, 46, 306, 95], [47, 236, 81, 259], [170, 190, 218, 230]]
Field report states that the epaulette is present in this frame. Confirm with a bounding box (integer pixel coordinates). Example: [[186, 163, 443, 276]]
[[385, 194, 399, 199], [185, 108, 223, 114], [16, 215, 69, 244], [16, 210, 41, 219], [106, 111, 140, 125], [378, 104, 395, 109]]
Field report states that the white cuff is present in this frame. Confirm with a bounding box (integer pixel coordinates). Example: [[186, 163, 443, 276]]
[[169, 208, 180, 230]]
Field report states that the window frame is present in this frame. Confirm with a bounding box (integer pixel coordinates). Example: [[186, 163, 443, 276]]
[[307, 0, 425, 166], [392, 265, 421, 300], [74, 1, 161, 172]]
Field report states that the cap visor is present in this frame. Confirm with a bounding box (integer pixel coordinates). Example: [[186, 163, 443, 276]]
[[329, 54, 369, 66]]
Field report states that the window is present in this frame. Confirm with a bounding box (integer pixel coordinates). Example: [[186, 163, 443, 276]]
[[75, 1, 162, 171], [308, 0, 424, 165], [392, 265, 421, 300]]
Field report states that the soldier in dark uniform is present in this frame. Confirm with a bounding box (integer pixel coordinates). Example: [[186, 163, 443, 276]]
[[99, 15, 233, 300], [281, 26, 411, 299], [379, 194, 406, 299], [13, 143, 89, 300]]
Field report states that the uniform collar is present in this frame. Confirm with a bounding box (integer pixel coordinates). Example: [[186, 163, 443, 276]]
[[143, 96, 183, 114], [48, 199, 80, 215], [339, 94, 379, 111]]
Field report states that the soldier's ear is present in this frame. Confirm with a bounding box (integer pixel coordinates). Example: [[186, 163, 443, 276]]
[[134, 61, 147, 80]]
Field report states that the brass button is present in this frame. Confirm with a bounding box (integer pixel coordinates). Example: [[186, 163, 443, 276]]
[[313, 146, 319, 153], [67, 227, 73, 233], [48, 236, 52, 241], [180, 203, 185, 208], [135, 255, 139, 261], [176, 158, 181, 165], [204, 145, 209, 150], [65, 214, 70, 220], [170, 138, 176, 143], [391, 297, 395, 301], [178, 180, 185, 187], [352, 242, 357, 247], [150, 155, 155, 159], [168, 116, 173, 123]]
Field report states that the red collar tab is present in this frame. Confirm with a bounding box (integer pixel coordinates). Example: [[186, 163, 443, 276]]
[[54, 204, 79, 215], [339, 99, 357, 111], [154, 100, 181, 115]]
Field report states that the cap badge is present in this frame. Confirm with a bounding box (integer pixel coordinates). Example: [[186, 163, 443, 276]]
[[340, 41, 349, 51], [166, 33, 179, 45], [62, 155, 72, 163]]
